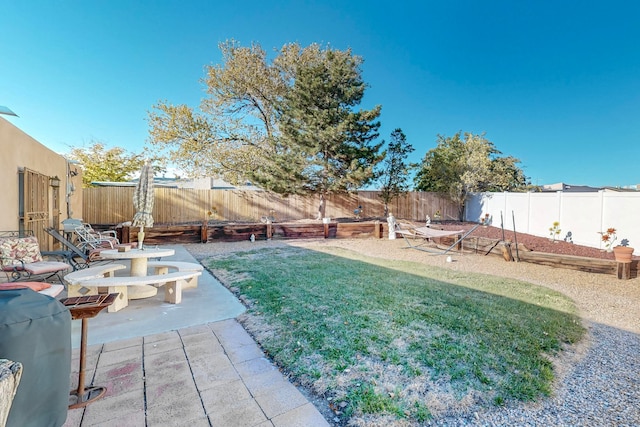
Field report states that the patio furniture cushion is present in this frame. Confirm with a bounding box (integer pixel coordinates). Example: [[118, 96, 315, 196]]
[[0, 282, 63, 298], [0, 282, 51, 292], [0, 235, 71, 282], [0, 237, 43, 265], [9, 261, 71, 275]]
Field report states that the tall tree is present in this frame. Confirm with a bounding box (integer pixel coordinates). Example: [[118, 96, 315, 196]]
[[377, 128, 414, 217], [275, 47, 383, 219], [67, 142, 150, 187], [414, 132, 529, 219], [148, 40, 284, 184], [149, 41, 382, 218]]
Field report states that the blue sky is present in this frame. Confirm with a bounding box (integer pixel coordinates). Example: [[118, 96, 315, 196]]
[[2, 0, 639, 187]]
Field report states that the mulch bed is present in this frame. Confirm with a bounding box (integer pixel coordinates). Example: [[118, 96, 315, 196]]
[[430, 222, 630, 261]]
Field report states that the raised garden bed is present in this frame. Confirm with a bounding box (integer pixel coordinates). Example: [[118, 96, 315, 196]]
[[101, 221, 637, 279], [436, 233, 637, 279], [114, 220, 386, 245]]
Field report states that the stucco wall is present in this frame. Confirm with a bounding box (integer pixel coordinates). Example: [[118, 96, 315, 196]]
[[0, 117, 82, 231]]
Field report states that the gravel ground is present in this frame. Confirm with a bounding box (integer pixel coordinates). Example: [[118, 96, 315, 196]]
[[184, 236, 640, 426]]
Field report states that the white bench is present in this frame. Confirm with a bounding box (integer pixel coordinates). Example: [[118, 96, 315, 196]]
[[64, 264, 128, 297], [146, 261, 204, 289], [77, 271, 202, 312]]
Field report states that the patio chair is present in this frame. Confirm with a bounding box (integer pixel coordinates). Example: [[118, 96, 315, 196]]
[[0, 231, 71, 282], [74, 224, 119, 252], [394, 223, 482, 255], [44, 227, 110, 271]]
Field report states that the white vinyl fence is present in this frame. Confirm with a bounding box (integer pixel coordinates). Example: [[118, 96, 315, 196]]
[[466, 191, 640, 250]]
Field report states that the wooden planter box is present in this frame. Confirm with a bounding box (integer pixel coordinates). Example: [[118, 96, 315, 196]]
[[437, 235, 636, 279], [115, 221, 386, 244], [109, 222, 635, 279]]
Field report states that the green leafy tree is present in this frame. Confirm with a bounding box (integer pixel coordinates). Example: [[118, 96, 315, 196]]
[[148, 40, 310, 184], [148, 41, 383, 218], [377, 128, 414, 217], [148, 40, 293, 183], [488, 155, 530, 191], [414, 132, 529, 219], [67, 142, 148, 187], [275, 47, 383, 219], [67, 142, 165, 187]]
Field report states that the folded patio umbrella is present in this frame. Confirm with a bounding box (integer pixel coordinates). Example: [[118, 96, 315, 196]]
[[132, 161, 154, 249]]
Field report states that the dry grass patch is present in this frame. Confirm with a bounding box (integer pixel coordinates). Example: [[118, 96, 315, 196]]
[[206, 246, 584, 425]]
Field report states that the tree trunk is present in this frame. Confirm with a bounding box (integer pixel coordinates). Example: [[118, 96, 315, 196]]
[[458, 202, 465, 221]]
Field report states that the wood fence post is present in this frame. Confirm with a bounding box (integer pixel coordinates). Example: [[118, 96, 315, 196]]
[[324, 223, 329, 239], [121, 226, 130, 244], [617, 262, 631, 280], [201, 221, 208, 243], [501, 242, 514, 261], [374, 221, 381, 239], [266, 222, 272, 240]]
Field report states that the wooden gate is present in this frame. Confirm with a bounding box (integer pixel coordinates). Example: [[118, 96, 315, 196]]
[[19, 168, 52, 250]]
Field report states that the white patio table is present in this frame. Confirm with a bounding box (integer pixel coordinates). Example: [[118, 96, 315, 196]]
[[98, 247, 175, 299]]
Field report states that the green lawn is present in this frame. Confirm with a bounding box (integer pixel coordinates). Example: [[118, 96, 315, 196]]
[[206, 245, 584, 424]]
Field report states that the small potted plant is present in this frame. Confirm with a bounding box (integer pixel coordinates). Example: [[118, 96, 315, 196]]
[[601, 227, 634, 262], [613, 238, 634, 263]]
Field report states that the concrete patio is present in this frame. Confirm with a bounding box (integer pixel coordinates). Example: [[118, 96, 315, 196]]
[[61, 245, 330, 427]]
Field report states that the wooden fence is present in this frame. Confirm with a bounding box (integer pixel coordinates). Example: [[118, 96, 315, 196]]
[[82, 188, 458, 225]]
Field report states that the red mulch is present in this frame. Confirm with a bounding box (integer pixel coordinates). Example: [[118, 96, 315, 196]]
[[433, 222, 625, 260]]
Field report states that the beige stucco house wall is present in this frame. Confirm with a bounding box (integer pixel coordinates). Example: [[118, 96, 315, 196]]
[[0, 117, 82, 239]]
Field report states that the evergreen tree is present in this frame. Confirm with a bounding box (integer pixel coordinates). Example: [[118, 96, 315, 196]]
[[378, 128, 414, 217], [149, 42, 383, 218], [275, 48, 383, 218]]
